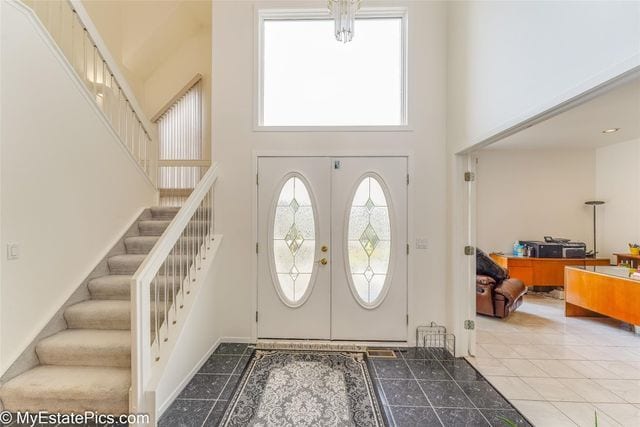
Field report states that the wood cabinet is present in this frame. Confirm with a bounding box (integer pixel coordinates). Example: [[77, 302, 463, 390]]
[[565, 266, 640, 326], [490, 254, 610, 287], [614, 253, 640, 268]]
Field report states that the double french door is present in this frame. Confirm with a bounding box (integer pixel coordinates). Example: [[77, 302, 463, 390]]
[[257, 157, 407, 341]]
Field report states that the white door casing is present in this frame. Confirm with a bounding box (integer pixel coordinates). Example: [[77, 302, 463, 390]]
[[466, 154, 478, 355]]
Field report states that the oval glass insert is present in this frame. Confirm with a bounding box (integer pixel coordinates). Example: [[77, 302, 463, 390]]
[[272, 176, 316, 306], [347, 176, 392, 307]]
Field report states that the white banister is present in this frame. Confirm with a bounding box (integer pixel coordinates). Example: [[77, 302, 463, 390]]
[[68, 0, 157, 144], [20, 0, 157, 185], [130, 163, 220, 421]]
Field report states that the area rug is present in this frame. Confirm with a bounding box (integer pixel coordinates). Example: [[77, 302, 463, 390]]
[[219, 350, 384, 426]]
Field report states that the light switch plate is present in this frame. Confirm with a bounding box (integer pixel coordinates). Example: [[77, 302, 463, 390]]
[[415, 238, 428, 250], [7, 243, 19, 260]]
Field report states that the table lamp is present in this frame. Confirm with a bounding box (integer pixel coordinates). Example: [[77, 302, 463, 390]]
[[585, 201, 605, 257]]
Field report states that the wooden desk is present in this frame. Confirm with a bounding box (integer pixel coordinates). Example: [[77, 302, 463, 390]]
[[565, 266, 640, 326], [614, 253, 640, 268], [490, 254, 610, 287]]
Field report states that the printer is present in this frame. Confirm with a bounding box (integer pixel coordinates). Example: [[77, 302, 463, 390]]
[[521, 237, 586, 258], [521, 241, 562, 258], [561, 241, 587, 258]]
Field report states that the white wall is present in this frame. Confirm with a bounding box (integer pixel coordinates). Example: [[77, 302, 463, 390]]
[[212, 0, 448, 343], [448, 0, 640, 154], [476, 149, 596, 254], [0, 2, 156, 372], [595, 138, 640, 261]]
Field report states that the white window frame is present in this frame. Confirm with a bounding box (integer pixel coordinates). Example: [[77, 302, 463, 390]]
[[255, 7, 410, 132]]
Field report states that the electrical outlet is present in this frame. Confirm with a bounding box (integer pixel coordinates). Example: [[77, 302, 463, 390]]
[[416, 238, 428, 250], [7, 243, 20, 260]]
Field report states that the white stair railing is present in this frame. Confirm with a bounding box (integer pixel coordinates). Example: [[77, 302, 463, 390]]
[[155, 77, 208, 207], [157, 160, 211, 207], [21, 0, 156, 184], [130, 163, 220, 421]]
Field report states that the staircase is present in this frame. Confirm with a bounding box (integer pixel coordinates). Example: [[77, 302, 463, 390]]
[[0, 207, 179, 414]]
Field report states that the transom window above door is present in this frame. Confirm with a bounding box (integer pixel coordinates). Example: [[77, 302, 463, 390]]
[[257, 8, 408, 129]]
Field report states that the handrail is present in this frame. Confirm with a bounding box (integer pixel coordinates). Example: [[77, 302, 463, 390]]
[[130, 163, 219, 418], [20, 0, 157, 185], [69, 0, 156, 141]]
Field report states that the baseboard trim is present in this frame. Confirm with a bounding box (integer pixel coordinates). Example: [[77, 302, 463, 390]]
[[157, 337, 222, 417]]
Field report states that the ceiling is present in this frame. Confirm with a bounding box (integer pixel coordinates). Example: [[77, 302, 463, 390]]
[[120, 1, 211, 80], [487, 75, 640, 150]]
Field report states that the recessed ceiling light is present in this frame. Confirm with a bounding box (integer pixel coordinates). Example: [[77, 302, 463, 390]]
[[602, 128, 620, 134]]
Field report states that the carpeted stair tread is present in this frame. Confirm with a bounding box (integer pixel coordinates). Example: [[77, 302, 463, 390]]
[[124, 235, 201, 255], [150, 206, 180, 219], [138, 219, 209, 237], [88, 275, 180, 301], [138, 220, 171, 236], [88, 275, 132, 300], [0, 365, 130, 414], [124, 235, 160, 254], [151, 206, 211, 218], [37, 329, 130, 368], [108, 254, 146, 274], [65, 300, 130, 330]]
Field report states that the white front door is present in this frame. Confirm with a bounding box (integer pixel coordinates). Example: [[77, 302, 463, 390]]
[[331, 157, 408, 341], [257, 156, 407, 341], [257, 157, 331, 339]]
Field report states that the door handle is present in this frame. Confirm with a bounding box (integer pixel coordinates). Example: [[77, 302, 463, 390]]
[[316, 258, 328, 265]]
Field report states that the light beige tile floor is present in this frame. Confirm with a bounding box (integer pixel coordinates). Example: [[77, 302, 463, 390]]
[[468, 294, 640, 426]]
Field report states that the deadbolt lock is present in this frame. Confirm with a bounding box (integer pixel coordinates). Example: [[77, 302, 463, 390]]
[[321, 245, 328, 252]]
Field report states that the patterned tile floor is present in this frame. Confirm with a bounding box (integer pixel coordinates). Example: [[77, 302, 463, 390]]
[[161, 344, 529, 426], [471, 294, 640, 427]]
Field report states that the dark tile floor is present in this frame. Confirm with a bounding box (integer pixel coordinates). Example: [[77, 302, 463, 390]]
[[161, 344, 531, 427], [368, 347, 531, 427], [159, 343, 251, 427]]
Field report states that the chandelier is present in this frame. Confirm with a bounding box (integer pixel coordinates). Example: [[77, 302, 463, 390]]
[[328, 0, 362, 43]]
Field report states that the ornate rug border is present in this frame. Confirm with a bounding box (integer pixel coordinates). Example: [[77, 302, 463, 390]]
[[219, 350, 384, 427]]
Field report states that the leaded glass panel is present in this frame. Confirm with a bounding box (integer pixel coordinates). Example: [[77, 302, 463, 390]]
[[273, 176, 316, 305], [347, 176, 391, 305]]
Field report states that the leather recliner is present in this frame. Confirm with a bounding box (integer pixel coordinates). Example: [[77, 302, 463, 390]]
[[476, 275, 526, 318], [475, 249, 527, 318]]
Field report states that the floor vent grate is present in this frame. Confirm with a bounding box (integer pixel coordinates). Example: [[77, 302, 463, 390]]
[[366, 349, 397, 358]]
